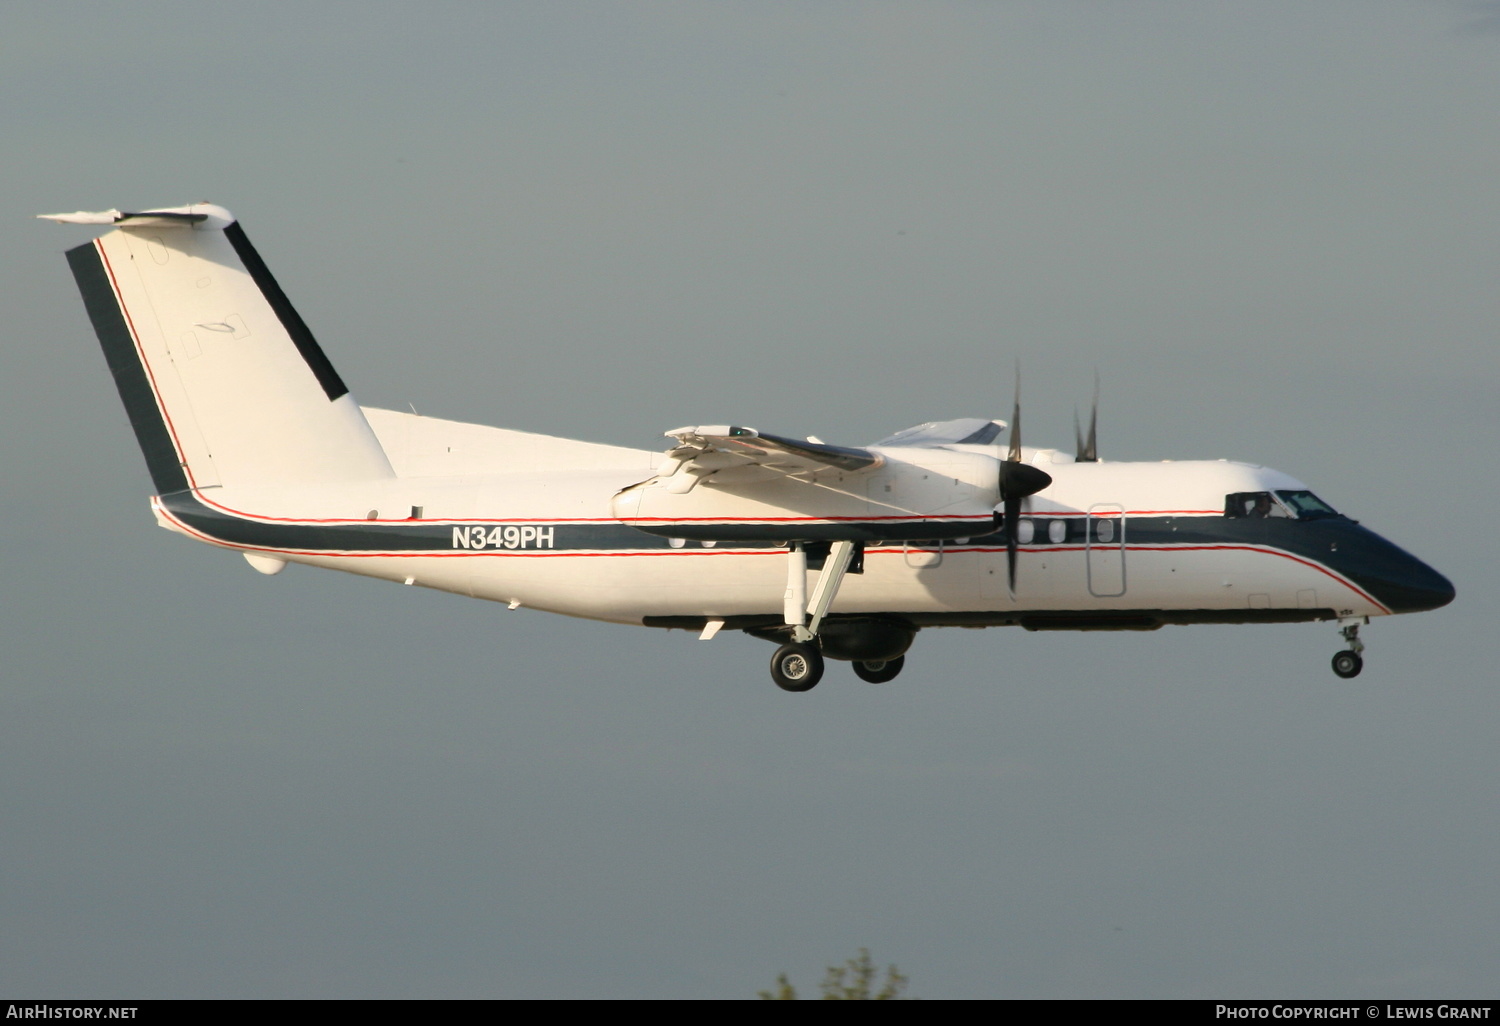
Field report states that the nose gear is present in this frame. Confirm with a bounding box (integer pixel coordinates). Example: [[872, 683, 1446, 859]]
[[1332, 618, 1367, 679]]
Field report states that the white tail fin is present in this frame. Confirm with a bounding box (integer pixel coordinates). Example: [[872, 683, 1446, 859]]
[[52, 204, 394, 493]]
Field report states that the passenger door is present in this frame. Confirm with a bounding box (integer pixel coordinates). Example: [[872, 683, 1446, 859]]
[[1086, 504, 1126, 597]]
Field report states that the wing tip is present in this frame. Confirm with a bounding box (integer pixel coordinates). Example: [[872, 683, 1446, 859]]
[[665, 425, 759, 441]]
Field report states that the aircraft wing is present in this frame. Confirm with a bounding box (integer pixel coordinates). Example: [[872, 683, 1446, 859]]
[[653, 425, 882, 493]]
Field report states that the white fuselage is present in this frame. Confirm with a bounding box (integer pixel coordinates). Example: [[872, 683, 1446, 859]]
[[54, 207, 1449, 659], [152, 429, 1393, 628]]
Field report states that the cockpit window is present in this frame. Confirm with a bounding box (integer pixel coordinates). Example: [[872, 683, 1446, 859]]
[[1225, 491, 1291, 519], [1225, 490, 1338, 520], [1275, 490, 1338, 520]]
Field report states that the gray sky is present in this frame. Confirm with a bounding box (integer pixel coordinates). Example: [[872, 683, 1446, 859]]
[[2, 1, 1496, 998]]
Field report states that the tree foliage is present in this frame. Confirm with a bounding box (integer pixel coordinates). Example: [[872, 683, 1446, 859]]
[[758, 948, 909, 1000]]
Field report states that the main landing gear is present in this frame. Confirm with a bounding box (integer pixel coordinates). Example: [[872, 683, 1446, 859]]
[[766, 540, 854, 692], [769, 645, 907, 691], [1332, 618, 1366, 679], [769, 540, 913, 691]]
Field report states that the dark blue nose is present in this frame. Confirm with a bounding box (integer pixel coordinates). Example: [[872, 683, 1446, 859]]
[[1372, 554, 1455, 614], [1324, 520, 1455, 614]]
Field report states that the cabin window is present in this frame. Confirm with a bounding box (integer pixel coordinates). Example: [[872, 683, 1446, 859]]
[[1048, 519, 1067, 544], [1016, 519, 1035, 544], [1095, 518, 1115, 543]]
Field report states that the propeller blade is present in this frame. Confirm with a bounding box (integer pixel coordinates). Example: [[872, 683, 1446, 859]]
[[1005, 494, 1020, 593], [1007, 367, 1023, 463], [1075, 373, 1099, 462], [999, 365, 1051, 595], [999, 462, 1051, 595]]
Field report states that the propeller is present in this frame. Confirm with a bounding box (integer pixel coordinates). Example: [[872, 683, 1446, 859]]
[[999, 368, 1053, 595], [1073, 372, 1099, 462]]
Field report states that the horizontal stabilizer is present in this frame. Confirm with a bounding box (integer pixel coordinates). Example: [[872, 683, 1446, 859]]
[[40, 203, 234, 229]]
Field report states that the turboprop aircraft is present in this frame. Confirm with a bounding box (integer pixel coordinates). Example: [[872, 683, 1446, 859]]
[[45, 203, 1455, 691]]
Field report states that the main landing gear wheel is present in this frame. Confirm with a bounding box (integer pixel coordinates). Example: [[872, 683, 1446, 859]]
[[1331, 650, 1363, 679], [852, 655, 905, 683], [771, 643, 824, 692]]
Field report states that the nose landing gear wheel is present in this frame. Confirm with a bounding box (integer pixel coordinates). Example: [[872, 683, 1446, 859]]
[[852, 655, 905, 683], [771, 643, 824, 692], [1332, 620, 1366, 679]]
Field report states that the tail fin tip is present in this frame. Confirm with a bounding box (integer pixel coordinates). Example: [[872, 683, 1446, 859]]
[[56, 203, 395, 491], [40, 203, 234, 229]]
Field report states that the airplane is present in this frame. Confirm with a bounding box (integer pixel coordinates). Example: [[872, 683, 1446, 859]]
[[43, 203, 1455, 691]]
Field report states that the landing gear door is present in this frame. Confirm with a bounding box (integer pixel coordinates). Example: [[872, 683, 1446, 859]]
[[1086, 503, 1126, 597]]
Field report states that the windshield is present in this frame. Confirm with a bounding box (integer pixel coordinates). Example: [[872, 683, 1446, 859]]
[[1275, 490, 1339, 520], [1225, 490, 1339, 521], [1225, 491, 1290, 519]]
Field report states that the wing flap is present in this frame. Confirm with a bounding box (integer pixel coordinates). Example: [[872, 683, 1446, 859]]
[[657, 425, 881, 492]]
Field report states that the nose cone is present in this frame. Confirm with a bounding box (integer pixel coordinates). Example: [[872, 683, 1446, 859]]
[[1373, 554, 1455, 614], [1329, 521, 1455, 614]]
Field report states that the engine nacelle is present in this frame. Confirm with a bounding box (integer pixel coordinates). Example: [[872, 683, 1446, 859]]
[[816, 619, 916, 662]]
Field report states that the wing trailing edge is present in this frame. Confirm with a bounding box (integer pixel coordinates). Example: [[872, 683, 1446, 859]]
[[655, 426, 881, 494]]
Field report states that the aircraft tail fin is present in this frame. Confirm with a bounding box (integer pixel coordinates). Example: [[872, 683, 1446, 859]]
[[53, 204, 394, 493]]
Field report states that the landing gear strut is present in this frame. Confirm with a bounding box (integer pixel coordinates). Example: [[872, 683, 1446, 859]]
[[769, 540, 915, 689], [1332, 619, 1366, 679], [768, 540, 859, 690], [786, 539, 858, 644]]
